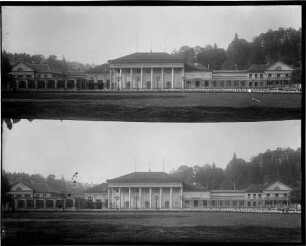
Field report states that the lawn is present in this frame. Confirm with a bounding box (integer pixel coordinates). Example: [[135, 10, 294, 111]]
[[1, 92, 301, 122], [1, 211, 302, 244]]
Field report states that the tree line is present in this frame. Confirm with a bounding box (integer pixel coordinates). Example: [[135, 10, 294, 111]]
[[172, 27, 301, 83], [170, 147, 301, 190]]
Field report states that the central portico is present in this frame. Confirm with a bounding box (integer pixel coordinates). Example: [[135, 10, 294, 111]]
[[108, 52, 185, 90], [107, 172, 183, 209]]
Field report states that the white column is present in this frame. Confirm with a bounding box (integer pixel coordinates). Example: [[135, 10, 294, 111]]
[[141, 68, 143, 89], [129, 187, 131, 209], [139, 187, 142, 209], [119, 68, 122, 90], [149, 187, 152, 209], [130, 68, 133, 88], [25, 80, 29, 90], [108, 187, 111, 209], [170, 187, 173, 209], [55, 80, 58, 89], [181, 187, 183, 209], [161, 68, 164, 89], [171, 68, 174, 89], [151, 68, 153, 89], [159, 188, 162, 209], [64, 80, 68, 89], [110, 68, 112, 89], [119, 187, 121, 209]]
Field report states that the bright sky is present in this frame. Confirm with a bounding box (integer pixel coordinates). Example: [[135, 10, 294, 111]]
[[2, 6, 301, 65], [2, 120, 301, 184]]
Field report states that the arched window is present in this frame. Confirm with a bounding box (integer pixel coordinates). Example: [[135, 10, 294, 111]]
[[126, 82, 131, 89], [17, 68, 24, 72], [166, 81, 171, 89], [276, 66, 282, 70], [146, 82, 151, 89], [16, 187, 22, 191], [274, 187, 280, 190]]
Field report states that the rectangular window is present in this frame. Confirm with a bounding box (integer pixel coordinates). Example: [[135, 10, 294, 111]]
[[211, 200, 215, 206], [220, 81, 224, 87], [27, 75, 32, 78], [194, 200, 198, 207], [233, 201, 237, 206], [185, 200, 189, 206], [284, 193, 287, 197], [249, 82, 252, 87], [285, 74, 289, 77], [266, 194, 270, 197], [234, 81, 238, 86], [25, 194, 30, 198], [136, 69, 141, 74], [253, 194, 256, 198], [253, 201, 256, 207], [240, 201, 244, 206], [226, 201, 230, 206], [277, 74, 280, 77], [241, 81, 245, 87], [219, 201, 223, 207], [195, 81, 200, 88], [255, 82, 258, 87], [260, 74, 263, 79], [227, 81, 231, 87], [275, 194, 279, 197], [44, 75, 48, 78], [213, 81, 216, 87], [248, 202, 251, 207], [258, 194, 262, 198], [205, 81, 209, 87], [255, 74, 258, 78], [249, 74, 252, 78], [203, 200, 207, 206], [248, 194, 251, 198]]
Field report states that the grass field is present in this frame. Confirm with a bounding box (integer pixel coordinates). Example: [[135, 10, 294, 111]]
[[2, 92, 301, 122], [1, 211, 301, 244]]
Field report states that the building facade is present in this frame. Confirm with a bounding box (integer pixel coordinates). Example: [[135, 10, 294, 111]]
[[7, 53, 297, 92]]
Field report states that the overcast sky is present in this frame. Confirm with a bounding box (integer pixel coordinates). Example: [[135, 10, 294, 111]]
[[2, 120, 301, 184], [2, 6, 301, 65]]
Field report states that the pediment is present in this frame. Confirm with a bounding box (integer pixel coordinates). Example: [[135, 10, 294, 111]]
[[11, 182, 33, 192], [267, 62, 293, 71], [264, 181, 292, 191], [12, 62, 34, 72]]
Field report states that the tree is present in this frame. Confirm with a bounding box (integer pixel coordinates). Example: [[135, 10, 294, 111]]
[[1, 170, 12, 206], [171, 165, 195, 183], [172, 46, 196, 64], [289, 189, 301, 204]]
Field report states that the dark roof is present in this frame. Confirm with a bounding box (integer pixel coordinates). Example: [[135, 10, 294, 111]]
[[25, 62, 52, 73], [107, 172, 183, 183], [109, 52, 184, 64], [185, 63, 208, 72], [247, 64, 270, 72], [86, 64, 110, 74], [211, 190, 245, 193], [183, 183, 208, 192], [63, 71, 85, 76], [84, 183, 108, 193], [245, 184, 265, 192], [22, 182, 62, 194]]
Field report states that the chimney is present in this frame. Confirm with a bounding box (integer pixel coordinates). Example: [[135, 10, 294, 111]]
[[208, 64, 210, 70]]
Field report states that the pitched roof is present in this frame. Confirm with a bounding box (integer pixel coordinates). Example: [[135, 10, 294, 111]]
[[63, 71, 85, 76], [25, 62, 52, 73], [245, 184, 265, 192], [86, 64, 110, 74], [107, 172, 183, 183], [185, 63, 208, 72], [183, 182, 208, 192], [84, 183, 108, 193], [109, 52, 184, 64], [247, 64, 270, 72]]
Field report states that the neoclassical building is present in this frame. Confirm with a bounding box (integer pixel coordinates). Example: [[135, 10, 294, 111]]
[[108, 52, 185, 90]]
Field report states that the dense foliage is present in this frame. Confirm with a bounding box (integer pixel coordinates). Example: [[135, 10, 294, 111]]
[[172, 27, 302, 71], [171, 147, 301, 190]]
